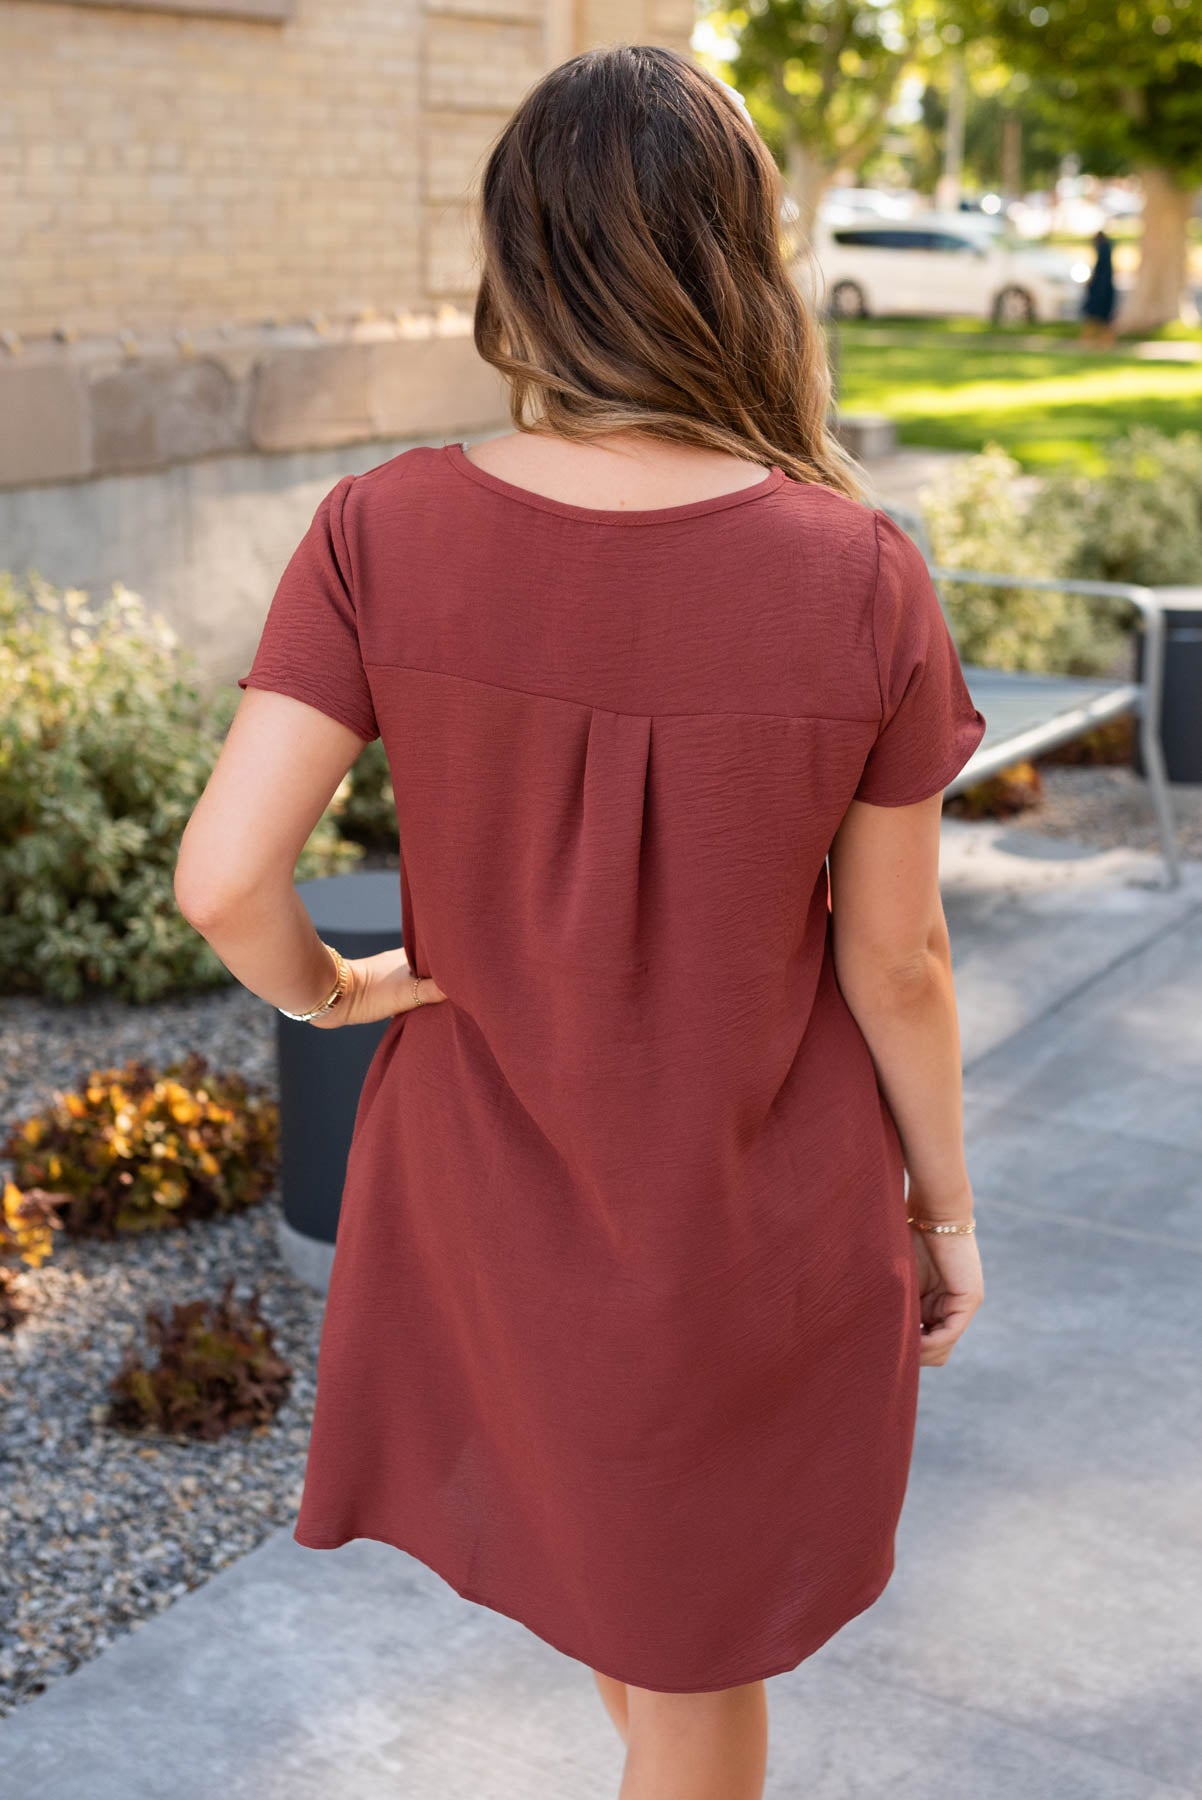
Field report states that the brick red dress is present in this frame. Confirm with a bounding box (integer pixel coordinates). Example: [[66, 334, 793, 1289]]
[[237, 440, 985, 1692]]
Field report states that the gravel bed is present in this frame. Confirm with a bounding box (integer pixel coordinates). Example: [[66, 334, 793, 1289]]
[[1012, 764, 1202, 859], [0, 982, 325, 1719]]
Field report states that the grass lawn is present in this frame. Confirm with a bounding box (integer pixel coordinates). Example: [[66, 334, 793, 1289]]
[[838, 314, 1202, 343], [834, 319, 1202, 472]]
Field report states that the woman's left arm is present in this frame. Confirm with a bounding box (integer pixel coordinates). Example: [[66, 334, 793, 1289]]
[[174, 687, 445, 1028]]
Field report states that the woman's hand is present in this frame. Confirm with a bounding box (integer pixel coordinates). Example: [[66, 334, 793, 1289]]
[[908, 1204, 985, 1367], [311, 946, 448, 1030]]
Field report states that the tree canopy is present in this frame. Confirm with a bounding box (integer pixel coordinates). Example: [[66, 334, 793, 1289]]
[[715, 1, 920, 228], [949, 0, 1202, 185]]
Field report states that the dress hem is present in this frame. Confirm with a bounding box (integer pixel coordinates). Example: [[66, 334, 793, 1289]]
[[290, 1518, 897, 1694]]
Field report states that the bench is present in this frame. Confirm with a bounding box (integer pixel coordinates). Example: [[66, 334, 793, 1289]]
[[884, 504, 1182, 889]]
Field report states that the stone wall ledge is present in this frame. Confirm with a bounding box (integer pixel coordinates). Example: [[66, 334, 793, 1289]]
[[0, 313, 510, 489]]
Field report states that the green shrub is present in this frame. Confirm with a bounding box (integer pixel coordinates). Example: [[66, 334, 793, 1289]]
[[920, 445, 1127, 675], [1033, 427, 1202, 589], [2, 1052, 279, 1238], [0, 572, 360, 1003], [337, 738, 399, 852], [106, 1276, 292, 1441]]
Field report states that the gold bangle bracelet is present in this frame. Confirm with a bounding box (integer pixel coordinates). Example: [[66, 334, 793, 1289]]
[[277, 942, 351, 1023], [906, 1214, 976, 1235]]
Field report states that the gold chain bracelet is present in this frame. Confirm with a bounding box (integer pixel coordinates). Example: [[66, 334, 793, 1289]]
[[906, 1214, 976, 1236]]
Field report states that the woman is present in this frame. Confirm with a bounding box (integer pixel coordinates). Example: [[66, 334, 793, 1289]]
[[176, 44, 986, 1800], [1081, 226, 1118, 346]]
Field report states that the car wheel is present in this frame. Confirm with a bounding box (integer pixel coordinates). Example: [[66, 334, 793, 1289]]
[[992, 285, 1035, 326], [828, 280, 868, 320]]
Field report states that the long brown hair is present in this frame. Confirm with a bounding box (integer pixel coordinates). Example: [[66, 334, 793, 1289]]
[[471, 43, 862, 500]]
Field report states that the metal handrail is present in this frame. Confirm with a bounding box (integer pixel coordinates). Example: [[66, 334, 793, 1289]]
[[927, 563, 1181, 888]]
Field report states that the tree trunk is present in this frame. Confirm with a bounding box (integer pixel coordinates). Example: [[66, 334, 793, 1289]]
[[935, 52, 966, 213], [1118, 167, 1195, 335], [1001, 113, 1022, 204], [783, 136, 832, 247]]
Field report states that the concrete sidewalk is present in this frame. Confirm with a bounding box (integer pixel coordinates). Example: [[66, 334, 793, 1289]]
[[6, 821, 1202, 1799]]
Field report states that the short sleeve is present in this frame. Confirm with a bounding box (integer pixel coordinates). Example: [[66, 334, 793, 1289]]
[[236, 475, 379, 743], [854, 509, 986, 806]]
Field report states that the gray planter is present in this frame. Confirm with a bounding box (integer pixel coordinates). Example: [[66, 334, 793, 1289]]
[[276, 869, 402, 1293], [1135, 586, 1202, 784]]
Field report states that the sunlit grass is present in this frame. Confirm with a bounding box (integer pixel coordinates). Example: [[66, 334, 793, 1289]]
[[834, 325, 1202, 471], [838, 314, 1202, 343]]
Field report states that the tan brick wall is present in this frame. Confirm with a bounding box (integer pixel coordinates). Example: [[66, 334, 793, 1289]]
[[0, 0, 696, 342]]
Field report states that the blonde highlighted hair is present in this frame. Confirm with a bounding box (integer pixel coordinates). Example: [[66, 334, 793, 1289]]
[[470, 43, 863, 500]]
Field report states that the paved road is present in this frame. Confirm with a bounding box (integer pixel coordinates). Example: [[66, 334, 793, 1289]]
[[5, 822, 1201, 1799]]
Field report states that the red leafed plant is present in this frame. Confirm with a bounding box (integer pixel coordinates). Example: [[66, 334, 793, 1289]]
[[945, 760, 1043, 820], [106, 1276, 292, 1441], [1037, 716, 1134, 767]]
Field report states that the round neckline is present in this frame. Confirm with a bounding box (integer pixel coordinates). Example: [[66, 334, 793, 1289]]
[[444, 440, 787, 523]]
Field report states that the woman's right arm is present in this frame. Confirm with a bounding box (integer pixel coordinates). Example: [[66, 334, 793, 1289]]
[[827, 791, 984, 1367]]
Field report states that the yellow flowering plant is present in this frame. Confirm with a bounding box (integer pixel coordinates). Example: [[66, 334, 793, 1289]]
[[0, 1178, 65, 1330], [2, 1052, 279, 1237]]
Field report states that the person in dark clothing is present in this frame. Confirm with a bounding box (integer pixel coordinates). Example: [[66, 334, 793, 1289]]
[[1081, 227, 1118, 346]]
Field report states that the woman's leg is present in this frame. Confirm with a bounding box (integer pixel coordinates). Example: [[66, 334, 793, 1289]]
[[617, 1678, 768, 1800], [592, 1669, 630, 1743]]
